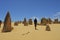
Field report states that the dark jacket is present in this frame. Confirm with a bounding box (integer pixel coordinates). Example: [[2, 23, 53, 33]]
[[34, 18, 37, 24]]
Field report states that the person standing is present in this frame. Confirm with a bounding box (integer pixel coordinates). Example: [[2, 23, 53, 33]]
[[34, 18, 37, 30]]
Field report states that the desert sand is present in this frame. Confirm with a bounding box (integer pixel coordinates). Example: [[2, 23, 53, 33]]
[[0, 23, 60, 40]]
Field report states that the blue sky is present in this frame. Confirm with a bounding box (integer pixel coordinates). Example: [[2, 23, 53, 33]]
[[0, 0, 60, 22]]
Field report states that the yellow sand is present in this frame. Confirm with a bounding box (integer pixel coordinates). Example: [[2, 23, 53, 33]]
[[0, 23, 60, 40]]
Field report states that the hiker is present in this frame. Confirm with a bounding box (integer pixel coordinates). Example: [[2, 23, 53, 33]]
[[34, 18, 37, 30]]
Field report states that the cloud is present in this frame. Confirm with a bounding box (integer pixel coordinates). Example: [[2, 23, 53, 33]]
[[53, 12, 60, 19], [52, 12, 60, 21], [54, 12, 60, 17]]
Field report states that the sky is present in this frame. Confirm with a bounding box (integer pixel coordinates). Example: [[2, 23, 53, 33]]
[[0, 0, 60, 22]]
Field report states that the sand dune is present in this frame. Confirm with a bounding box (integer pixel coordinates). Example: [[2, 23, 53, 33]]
[[0, 23, 60, 40]]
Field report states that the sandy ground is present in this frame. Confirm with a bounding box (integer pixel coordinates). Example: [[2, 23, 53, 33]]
[[0, 23, 60, 40]]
